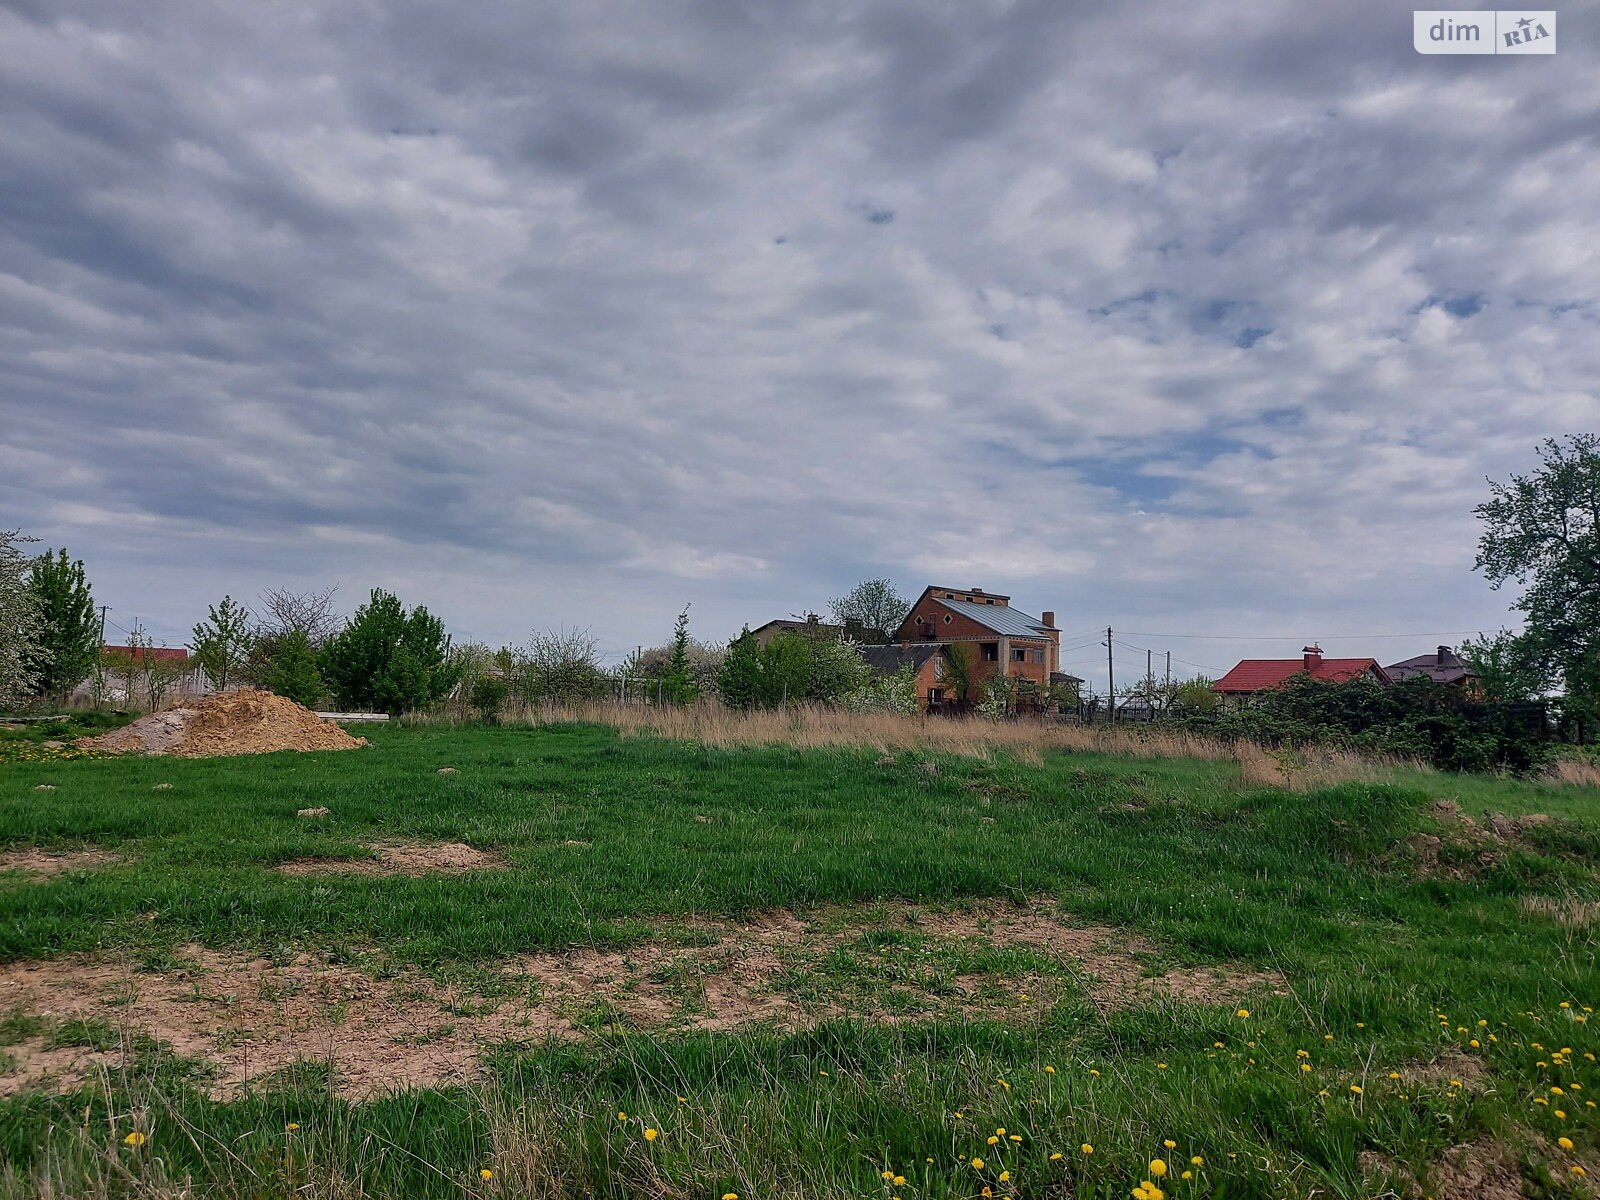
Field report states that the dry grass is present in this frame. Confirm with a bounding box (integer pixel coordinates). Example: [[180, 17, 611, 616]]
[[1545, 753, 1600, 788], [461, 701, 1419, 792]]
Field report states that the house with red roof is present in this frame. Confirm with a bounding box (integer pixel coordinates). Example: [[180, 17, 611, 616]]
[[1212, 644, 1390, 702]]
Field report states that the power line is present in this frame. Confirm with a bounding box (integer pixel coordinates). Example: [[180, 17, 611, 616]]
[[1115, 629, 1495, 642]]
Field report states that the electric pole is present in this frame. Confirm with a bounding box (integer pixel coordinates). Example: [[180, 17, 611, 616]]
[[1104, 626, 1114, 724], [1147, 649, 1153, 721]]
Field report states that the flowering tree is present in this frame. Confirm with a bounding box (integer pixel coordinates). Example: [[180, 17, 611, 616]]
[[0, 530, 43, 708]]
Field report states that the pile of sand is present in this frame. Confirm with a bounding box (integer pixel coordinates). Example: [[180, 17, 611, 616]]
[[83, 689, 366, 758]]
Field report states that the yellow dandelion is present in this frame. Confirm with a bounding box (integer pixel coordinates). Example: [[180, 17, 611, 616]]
[[1559, 1137, 1575, 1150], [1470, 1039, 1480, 1048], [123, 1132, 146, 1147], [998, 1170, 1010, 1182], [723, 1193, 740, 1200], [1449, 1079, 1463, 1088], [644, 1128, 658, 1142], [893, 1176, 905, 1187], [1163, 1140, 1176, 1150], [1149, 1158, 1169, 1177], [882, 1171, 894, 1181], [480, 1168, 493, 1181], [1552, 1086, 1565, 1095], [1157, 1062, 1168, 1070], [1301, 1063, 1312, 1073], [996, 1127, 1006, 1136], [1090, 1069, 1101, 1077], [1389, 1072, 1401, 1079], [987, 1136, 1000, 1146], [1049, 1152, 1063, 1161], [285, 1123, 300, 1131], [1081, 1143, 1094, 1155], [972, 1158, 985, 1170], [1236, 1009, 1249, 1019], [1181, 1170, 1193, 1180], [1571, 1166, 1586, 1178], [1009, 1135, 1022, 1144], [1190, 1156, 1204, 1166], [1556, 1109, 1567, 1119], [677, 1096, 687, 1104], [1350, 1085, 1363, 1095], [617, 1111, 627, 1121]]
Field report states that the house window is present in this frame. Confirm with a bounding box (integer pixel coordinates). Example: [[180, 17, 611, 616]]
[[942, 614, 952, 624], [914, 615, 923, 625], [1012, 647, 1043, 664], [981, 643, 999, 662]]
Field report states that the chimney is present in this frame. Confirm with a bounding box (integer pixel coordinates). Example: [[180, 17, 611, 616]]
[[1437, 645, 1450, 665], [1041, 611, 1056, 628], [1303, 643, 1323, 670], [970, 586, 984, 596]]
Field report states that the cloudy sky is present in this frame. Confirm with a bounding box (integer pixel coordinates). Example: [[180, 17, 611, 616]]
[[3, 0, 1597, 686]]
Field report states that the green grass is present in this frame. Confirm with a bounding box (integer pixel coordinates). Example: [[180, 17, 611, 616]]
[[0, 722, 1597, 1198]]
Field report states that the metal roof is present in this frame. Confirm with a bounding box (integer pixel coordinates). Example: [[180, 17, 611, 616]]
[[859, 644, 942, 675], [932, 597, 1055, 639]]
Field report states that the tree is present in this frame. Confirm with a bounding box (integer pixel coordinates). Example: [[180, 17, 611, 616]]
[[1172, 675, 1221, 714], [257, 629, 325, 707], [941, 642, 977, 708], [829, 578, 910, 640], [656, 607, 699, 705], [716, 628, 763, 708], [807, 637, 872, 702], [758, 631, 812, 707], [1457, 631, 1546, 705], [0, 530, 43, 708], [25, 548, 98, 701], [191, 596, 255, 692], [257, 584, 341, 644], [320, 589, 460, 714], [1475, 435, 1600, 731], [523, 627, 609, 704]]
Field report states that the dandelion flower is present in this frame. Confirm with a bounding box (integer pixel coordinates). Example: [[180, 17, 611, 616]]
[[1572, 1166, 1586, 1178], [1388, 1072, 1401, 1080], [1009, 1135, 1022, 1144], [1081, 1144, 1094, 1155], [480, 1169, 493, 1181], [1301, 1063, 1312, 1073], [998, 1170, 1010, 1182], [1559, 1137, 1574, 1150], [285, 1123, 300, 1131], [1190, 1156, 1204, 1166], [987, 1137, 999, 1146], [723, 1193, 740, 1200], [1163, 1140, 1176, 1150], [123, 1132, 146, 1147], [1181, 1170, 1193, 1180], [1050, 1152, 1063, 1161], [893, 1176, 905, 1187], [1045, 1065, 1055, 1074], [1149, 1158, 1169, 1177], [1556, 1110, 1567, 1119], [1236, 1009, 1250, 1019], [1157, 1062, 1168, 1070], [996, 1127, 1006, 1136], [1349, 1085, 1363, 1095], [1089, 1069, 1100, 1077], [972, 1158, 986, 1170], [617, 1111, 627, 1121], [644, 1128, 658, 1142]]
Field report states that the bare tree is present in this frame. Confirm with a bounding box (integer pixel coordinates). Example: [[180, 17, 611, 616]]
[[257, 585, 341, 644]]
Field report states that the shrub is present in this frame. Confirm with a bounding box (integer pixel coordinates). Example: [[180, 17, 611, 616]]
[[320, 589, 460, 715]]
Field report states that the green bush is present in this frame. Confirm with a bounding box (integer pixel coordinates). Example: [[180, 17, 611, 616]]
[[320, 589, 460, 715]]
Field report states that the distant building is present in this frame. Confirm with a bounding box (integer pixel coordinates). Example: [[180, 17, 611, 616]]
[[1212, 644, 1390, 700], [101, 644, 189, 663], [871, 585, 1062, 709], [1385, 645, 1481, 692]]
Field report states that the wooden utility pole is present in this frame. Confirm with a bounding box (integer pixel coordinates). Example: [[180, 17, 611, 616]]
[[1105, 626, 1114, 724], [1146, 649, 1154, 721]]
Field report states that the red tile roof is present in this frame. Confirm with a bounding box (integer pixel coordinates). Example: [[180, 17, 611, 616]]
[[1212, 657, 1387, 693]]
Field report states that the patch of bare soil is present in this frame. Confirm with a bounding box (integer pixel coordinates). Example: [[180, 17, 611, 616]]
[[1428, 1140, 1524, 1200], [278, 842, 507, 876], [1408, 801, 1564, 879], [82, 689, 365, 758], [0, 898, 1284, 1099], [1405, 1047, 1489, 1088], [0, 848, 120, 879]]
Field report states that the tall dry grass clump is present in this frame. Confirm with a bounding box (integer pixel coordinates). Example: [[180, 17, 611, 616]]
[[476, 701, 1421, 790]]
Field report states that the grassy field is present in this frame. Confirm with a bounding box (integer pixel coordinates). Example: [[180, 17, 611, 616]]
[[0, 719, 1598, 1198]]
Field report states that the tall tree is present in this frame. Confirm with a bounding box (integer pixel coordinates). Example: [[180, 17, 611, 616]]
[[0, 530, 43, 708], [26, 547, 98, 701], [320, 588, 459, 714], [1475, 435, 1600, 724], [657, 606, 699, 705], [828, 579, 910, 640], [191, 596, 255, 692], [716, 628, 763, 708]]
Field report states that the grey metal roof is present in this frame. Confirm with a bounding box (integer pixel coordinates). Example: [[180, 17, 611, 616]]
[[933, 597, 1055, 638], [859, 644, 942, 675]]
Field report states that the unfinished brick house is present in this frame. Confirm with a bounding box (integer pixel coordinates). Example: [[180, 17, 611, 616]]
[[882, 585, 1063, 709]]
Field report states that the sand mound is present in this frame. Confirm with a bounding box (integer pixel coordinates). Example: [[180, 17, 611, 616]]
[[83, 690, 366, 758]]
